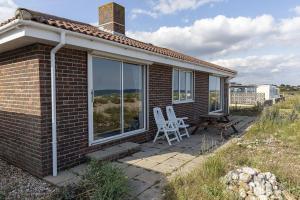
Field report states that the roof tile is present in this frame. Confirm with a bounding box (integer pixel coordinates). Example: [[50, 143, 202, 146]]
[[1, 8, 236, 75]]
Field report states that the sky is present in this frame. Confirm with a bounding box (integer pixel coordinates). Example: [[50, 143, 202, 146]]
[[1, 0, 300, 85]]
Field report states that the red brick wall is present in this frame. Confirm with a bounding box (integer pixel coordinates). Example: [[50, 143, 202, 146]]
[[0, 44, 45, 177], [0, 43, 229, 176]]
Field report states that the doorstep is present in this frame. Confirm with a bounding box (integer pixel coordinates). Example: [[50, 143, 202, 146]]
[[44, 142, 141, 187]]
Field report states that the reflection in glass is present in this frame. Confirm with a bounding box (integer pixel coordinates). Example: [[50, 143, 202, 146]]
[[209, 76, 222, 112], [180, 71, 186, 100], [92, 58, 121, 140], [186, 72, 193, 100], [173, 70, 179, 101], [123, 63, 144, 132]]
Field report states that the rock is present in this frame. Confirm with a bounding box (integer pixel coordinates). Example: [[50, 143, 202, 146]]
[[265, 182, 273, 196], [242, 167, 258, 176], [232, 172, 239, 180], [253, 184, 265, 196], [239, 172, 252, 183], [265, 172, 272, 179], [239, 188, 247, 198], [223, 167, 291, 200], [245, 195, 257, 200], [257, 195, 268, 200]]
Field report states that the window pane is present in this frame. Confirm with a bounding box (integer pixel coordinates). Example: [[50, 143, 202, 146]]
[[180, 71, 186, 100], [173, 70, 179, 101], [186, 72, 193, 100], [123, 63, 144, 133], [92, 58, 121, 140], [209, 76, 221, 112]]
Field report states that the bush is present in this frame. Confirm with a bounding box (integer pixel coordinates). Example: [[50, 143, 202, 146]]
[[0, 192, 5, 200], [80, 161, 129, 200]]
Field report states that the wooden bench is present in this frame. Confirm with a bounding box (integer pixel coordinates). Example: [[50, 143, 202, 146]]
[[215, 119, 240, 138]]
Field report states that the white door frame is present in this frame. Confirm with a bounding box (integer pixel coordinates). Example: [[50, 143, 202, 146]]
[[88, 54, 148, 146]]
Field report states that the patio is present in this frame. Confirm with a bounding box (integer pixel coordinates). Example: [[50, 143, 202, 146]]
[[43, 115, 256, 200], [117, 115, 256, 199]]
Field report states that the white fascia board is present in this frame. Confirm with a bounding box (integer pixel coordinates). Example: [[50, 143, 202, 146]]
[[0, 28, 25, 45], [5, 20, 235, 77]]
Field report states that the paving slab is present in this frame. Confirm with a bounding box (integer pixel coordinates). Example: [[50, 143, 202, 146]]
[[137, 186, 163, 200], [69, 163, 88, 176], [162, 157, 186, 169], [86, 142, 141, 161], [135, 170, 162, 185], [145, 154, 172, 163], [172, 153, 196, 162], [153, 163, 177, 174], [124, 165, 146, 179], [118, 156, 142, 165], [133, 159, 160, 170], [128, 178, 152, 197], [44, 170, 79, 187]]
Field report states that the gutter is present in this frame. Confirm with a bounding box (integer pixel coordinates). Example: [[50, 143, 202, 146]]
[[51, 31, 65, 176], [0, 19, 21, 34]]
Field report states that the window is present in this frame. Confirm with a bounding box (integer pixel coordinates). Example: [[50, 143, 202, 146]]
[[209, 76, 222, 112], [173, 69, 194, 103], [91, 57, 146, 142]]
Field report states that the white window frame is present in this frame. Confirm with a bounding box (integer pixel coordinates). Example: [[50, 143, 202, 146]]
[[88, 54, 148, 146], [172, 68, 195, 104], [208, 75, 224, 113]]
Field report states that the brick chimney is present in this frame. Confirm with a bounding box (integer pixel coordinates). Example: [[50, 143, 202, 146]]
[[98, 2, 125, 35]]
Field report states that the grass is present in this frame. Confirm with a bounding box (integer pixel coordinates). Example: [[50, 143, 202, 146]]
[[165, 95, 300, 200], [230, 104, 263, 116], [51, 161, 129, 200]]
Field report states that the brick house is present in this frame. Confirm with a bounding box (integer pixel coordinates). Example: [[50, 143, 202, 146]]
[[0, 2, 236, 177]]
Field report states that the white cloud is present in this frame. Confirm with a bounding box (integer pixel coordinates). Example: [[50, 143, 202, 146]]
[[130, 0, 222, 19], [0, 0, 17, 22], [131, 9, 158, 19], [127, 15, 275, 56], [212, 55, 300, 85], [153, 0, 222, 15], [291, 5, 300, 15], [127, 14, 300, 58]]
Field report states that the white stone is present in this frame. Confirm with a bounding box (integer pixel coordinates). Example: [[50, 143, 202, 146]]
[[265, 182, 273, 196], [265, 172, 272, 179], [258, 195, 268, 200], [249, 181, 255, 190], [239, 172, 252, 183], [242, 167, 258, 176], [239, 188, 247, 198], [232, 172, 239, 180], [253, 184, 265, 196]]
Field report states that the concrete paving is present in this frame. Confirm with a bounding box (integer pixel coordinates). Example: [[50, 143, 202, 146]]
[[44, 116, 256, 199], [117, 115, 256, 199]]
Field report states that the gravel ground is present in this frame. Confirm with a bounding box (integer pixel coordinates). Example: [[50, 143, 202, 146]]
[[0, 159, 58, 200]]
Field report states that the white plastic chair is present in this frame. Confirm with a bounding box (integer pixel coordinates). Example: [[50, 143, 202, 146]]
[[166, 106, 190, 140], [153, 107, 180, 145]]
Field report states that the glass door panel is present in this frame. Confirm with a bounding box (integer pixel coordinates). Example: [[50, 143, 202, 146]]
[[92, 58, 122, 140], [123, 63, 144, 132]]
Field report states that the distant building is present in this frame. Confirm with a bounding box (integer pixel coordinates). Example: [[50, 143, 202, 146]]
[[230, 83, 281, 105]]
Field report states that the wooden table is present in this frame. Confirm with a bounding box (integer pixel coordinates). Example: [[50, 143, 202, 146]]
[[191, 112, 238, 136]]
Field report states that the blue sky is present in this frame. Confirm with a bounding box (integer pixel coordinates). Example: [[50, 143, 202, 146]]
[[1, 0, 300, 85]]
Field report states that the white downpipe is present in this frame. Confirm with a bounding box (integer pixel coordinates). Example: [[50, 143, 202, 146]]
[[51, 31, 66, 176]]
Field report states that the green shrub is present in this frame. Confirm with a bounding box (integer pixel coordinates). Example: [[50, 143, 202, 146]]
[[80, 161, 129, 200], [0, 192, 5, 200]]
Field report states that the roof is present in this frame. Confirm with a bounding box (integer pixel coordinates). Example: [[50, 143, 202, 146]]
[[1, 8, 236, 75]]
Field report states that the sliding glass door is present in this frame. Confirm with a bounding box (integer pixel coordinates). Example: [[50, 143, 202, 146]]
[[209, 76, 222, 112], [91, 57, 145, 142]]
